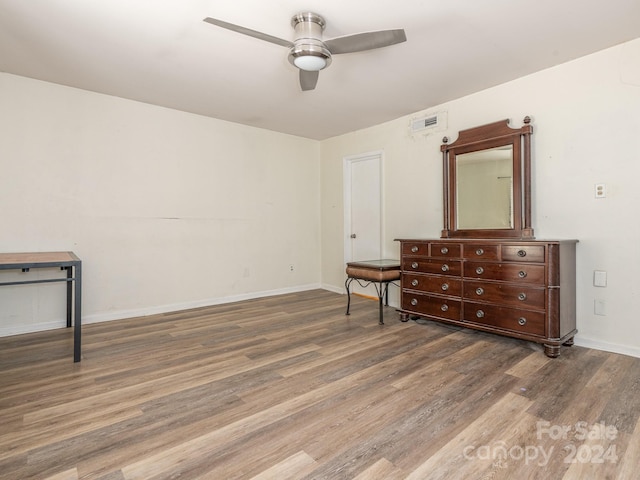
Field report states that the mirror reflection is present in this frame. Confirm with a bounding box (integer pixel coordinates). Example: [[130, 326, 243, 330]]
[[455, 145, 513, 230]]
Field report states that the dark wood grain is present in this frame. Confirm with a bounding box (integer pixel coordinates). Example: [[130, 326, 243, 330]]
[[397, 239, 577, 357]]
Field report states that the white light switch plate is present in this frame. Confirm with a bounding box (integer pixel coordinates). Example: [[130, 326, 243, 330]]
[[594, 270, 607, 287]]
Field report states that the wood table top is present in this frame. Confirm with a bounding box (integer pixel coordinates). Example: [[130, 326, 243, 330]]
[[0, 252, 80, 268]]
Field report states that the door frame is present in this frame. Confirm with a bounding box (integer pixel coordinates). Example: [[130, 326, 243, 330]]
[[343, 150, 384, 265]]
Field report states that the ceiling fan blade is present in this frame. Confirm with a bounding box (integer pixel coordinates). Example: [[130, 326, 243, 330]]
[[203, 17, 293, 48], [299, 70, 319, 91], [325, 29, 406, 54]]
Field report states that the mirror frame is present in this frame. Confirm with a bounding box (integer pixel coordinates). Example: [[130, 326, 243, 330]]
[[441, 116, 534, 239]]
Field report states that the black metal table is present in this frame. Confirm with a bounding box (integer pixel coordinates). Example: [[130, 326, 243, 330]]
[[345, 259, 401, 325], [0, 252, 82, 362]]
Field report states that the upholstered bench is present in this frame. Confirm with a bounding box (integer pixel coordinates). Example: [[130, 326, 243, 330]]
[[345, 259, 401, 324]]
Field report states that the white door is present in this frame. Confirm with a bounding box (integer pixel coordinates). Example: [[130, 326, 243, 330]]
[[344, 152, 382, 296]]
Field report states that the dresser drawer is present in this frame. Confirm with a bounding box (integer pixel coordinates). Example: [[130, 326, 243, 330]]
[[463, 280, 545, 310], [403, 257, 462, 276], [463, 244, 499, 260], [402, 242, 429, 256], [463, 301, 546, 336], [402, 291, 461, 321], [464, 261, 545, 284], [403, 273, 462, 296], [501, 245, 545, 263], [430, 243, 462, 258], [401, 242, 462, 258]]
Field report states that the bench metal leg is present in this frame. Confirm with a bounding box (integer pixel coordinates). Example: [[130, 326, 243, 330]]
[[345, 276, 397, 325], [378, 282, 384, 325], [345, 277, 353, 315]]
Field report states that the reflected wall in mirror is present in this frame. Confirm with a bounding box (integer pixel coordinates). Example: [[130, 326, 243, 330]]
[[441, 117, 534, 239], [456, 145, 514, 230]]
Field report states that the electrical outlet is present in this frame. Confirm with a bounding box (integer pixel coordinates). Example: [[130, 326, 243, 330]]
[[594, 299, 606, 316], [595, 183, 606, 198], [289, 264, 294, 272]]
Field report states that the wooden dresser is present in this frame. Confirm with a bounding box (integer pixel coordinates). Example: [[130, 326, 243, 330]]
[[396, 238, 577, 357]]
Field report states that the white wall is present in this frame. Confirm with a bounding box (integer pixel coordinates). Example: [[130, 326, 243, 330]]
[[321, 38, 640, 357], [0, 73, 321, 335]]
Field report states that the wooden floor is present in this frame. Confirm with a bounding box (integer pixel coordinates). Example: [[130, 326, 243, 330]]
[[1, 290, 639, 480]]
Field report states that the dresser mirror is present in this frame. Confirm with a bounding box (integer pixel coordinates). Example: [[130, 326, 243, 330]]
[[441, 117, 534, 239]]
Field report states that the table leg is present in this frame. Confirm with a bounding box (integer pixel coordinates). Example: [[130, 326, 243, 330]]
[[74, 262, 82, 363], [66, 267, 72, 328]]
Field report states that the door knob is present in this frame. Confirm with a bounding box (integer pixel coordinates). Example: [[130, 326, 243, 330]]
[[350, 233, 357, 239]]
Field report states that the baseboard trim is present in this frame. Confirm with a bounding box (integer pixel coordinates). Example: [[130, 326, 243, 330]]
[[0, 283, 322, 337], [320, 283, 343, 295], [574, 336, 640, 359], [0, 320, 66, 337]]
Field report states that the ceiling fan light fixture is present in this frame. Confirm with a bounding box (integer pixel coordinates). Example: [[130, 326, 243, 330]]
[[293, 54, 326, 71], [288, 42, 332, 71]]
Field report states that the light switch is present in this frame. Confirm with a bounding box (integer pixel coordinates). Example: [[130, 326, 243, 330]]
[[594, 270, 607, 287]]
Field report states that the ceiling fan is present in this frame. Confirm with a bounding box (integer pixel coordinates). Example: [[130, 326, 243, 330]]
[[203, 12, 406, 91]]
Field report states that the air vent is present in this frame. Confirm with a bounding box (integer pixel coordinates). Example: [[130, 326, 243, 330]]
[[409, 111, 447, 138], [411, 115, 439, 132]]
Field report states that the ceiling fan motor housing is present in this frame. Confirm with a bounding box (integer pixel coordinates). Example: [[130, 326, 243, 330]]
[[288, 12, 332, 70]]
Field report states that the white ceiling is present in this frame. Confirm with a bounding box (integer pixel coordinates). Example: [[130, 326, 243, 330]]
[[1, 0, 639, 140]]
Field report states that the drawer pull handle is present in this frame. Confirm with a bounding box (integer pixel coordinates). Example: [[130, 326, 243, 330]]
[[411, 262, 419, 269], [517, 249, 527, 257], [518, 317, 527, 326], [476, 248, 484, 256], [476, 266, 484, 275], [441, 264, 450, 272], [441, 304, 449, 312], [411, 279, 419, 287], [441, 283, 449, 291], [518, 270, 527, 278], [411, 246, 419, 253], [410, 298, 418, 306], [440, 247, 449, 254], [518, 293, 527, 301], [476, 310, 485, 318], [475, 287, 484, 296]]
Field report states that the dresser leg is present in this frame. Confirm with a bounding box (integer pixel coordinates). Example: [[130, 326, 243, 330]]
[[563, 337, 575, 347], [544, 344, 560, 358], [400, 312, 410, 322]]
